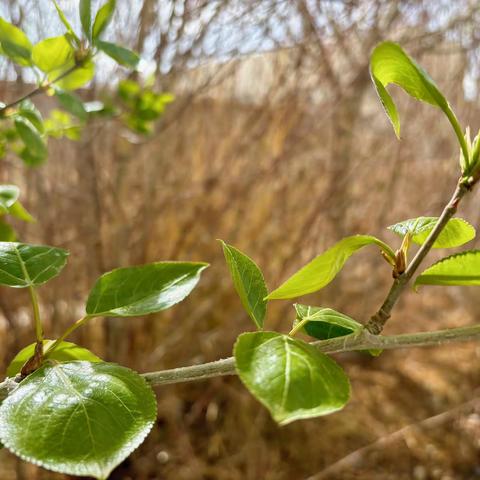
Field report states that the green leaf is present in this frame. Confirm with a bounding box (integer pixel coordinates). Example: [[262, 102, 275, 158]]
[[86, 261, 208, 317], [6, 340, 101, 377], [51, 0, 80, 45], [54, 88, 87, 121], [388, 216, 475, 249], [0, 18, 32, 66], [79, 0, 92, 40], [14, 118, 47, 162], [234, 332, 350, 425], [267, 235, 395, 300], [0, 221, 15, 242], [96, 40, 139, 68], [294, 304, 361, 340], [0, 185, 19, 214], [51, 58, 95, 90], [0, 361, 156, 479], [415, 250, 480, 288], [18, 100, 44, 133], [8, 201, 35, 223], [19, 147, 46, 167], [0, 242, 69, 287], [32, 35, 74, 73], [371, 42, 454, 138], [220, 240, 267, 329], [92, 0, 116, 39]]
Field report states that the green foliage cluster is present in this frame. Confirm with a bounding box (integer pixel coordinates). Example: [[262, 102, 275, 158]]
[[0, 28, 479, 479]]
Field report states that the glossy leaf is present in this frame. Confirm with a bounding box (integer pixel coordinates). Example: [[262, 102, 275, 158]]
[[79, 0, 92, 40], [92, 0, 116, 39], [86, 261, 208, 317], [6, 340, 101, 377], [294, 304, 362, 340], [388, 216, 475, 248], [415, 250, 480, 288], [0, 361, 156, 479], [55, 88, 87, 121], [96, 40, 139, 68], [0, 242, 69, 287], [267, 235, 395, 300], [221, 240, 267, 329], [0, 185, 19, 214], [52, 58, 95, 90], [235, 332, 350, 425], [32, 35, 74, 73], [370, 42, 456, 139], [0, 18, 32, 66], [14, 118, 47, 162]]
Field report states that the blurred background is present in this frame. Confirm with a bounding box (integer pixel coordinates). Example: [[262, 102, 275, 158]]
[[1, 0, 480, 478]]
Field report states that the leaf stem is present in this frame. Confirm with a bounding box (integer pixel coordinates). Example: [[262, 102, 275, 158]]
[[288, 319, 309, 337], [28, 286, 43, 343], [366, 179, 471, 334], [44, 315, 92, 357], [445, 107, 470, 171]]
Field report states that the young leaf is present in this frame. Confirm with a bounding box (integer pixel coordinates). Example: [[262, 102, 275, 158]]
[[415, 250, 480, 288], [6, 340, 101, 377], [86, 261, 208, 317], [0, 18, 32, 66], [0, 242, 69, 287], [14, 118, 47, 162], [220, 240, 267, 329], [8, 201, 35, 223], [79, 0, 92, 40], [51, 58, 95, 90], [51, 0, 80, 45], [388, 217, 475, 249], [234, 332, 350, 425], [92, 0, 116, 39], [267, 235, 395, 300], [0, 362, 156, 479], [55, 88, 88, 121], [96, 40, 139, 68], [32, 35, 74, 73], [0, 185, 19, 214], [370, 42, 460, 140], [294, 304, 362, 340]]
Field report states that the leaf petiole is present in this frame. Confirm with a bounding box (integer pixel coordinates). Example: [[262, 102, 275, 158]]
[[44, 314, 93, 357]]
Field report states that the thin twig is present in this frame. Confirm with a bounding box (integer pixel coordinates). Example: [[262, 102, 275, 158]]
[[306, 395, 480, 480], [366, 179, 471, 334]]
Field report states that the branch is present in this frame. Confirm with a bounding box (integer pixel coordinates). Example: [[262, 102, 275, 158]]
[[1, 322, 479, 398], [366, 179, 471, 334]]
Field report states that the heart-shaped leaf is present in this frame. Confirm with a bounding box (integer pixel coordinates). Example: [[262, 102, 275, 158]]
[[221, 240, 267, 329], [0, 361, 156, 479], [86, 261, 208, 317], [388, 216, 475, 249], [267, 235, 395, 300], [415, 250, 480, 288], [6, 340, 102, 377], [0, 242, 69, 287], [234, 332, 350, 425]]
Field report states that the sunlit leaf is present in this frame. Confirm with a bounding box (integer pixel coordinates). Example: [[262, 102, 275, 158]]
[[79, 0, 92, 40], [51, 0, 80, 45], [234, 332, 350, 425], [267, 235, 395, 300], [6, 340, 101, 377], [51, 58, 95, 90], [0, 18, 32, 66], [388, 216, 475, 248], [32, 35, 74, 73], [86, 261, 208, 317], [0, 242, 69, 287], [221, 240, 267, 329], [415, 250, 480, 288], [92, 0, 116, 39], [0, 361, 156, 479], [8, 201, 35, 223]]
